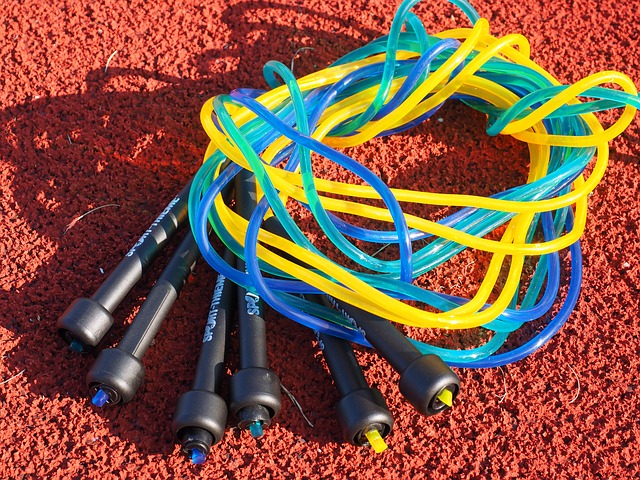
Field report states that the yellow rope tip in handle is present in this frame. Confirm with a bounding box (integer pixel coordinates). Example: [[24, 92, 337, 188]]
[[437, 388, 454, 407], [364, 429, 388, 453]]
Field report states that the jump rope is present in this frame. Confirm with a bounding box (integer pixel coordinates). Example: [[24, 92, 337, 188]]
[[189, 0, 638, 367], [57, 0, 639, 463]]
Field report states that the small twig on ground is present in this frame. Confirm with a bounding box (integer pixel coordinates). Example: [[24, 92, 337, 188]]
[[63, 204, 120, 235], [290, 47, 315, 75], [567, 364, 580, 404], [463, 260, 476, 275], [105, 50, 119, 73], [372, 242, 391, 258], [0, 369, 25, 386], [494, 366, 507, 403], [281, 383, 314, 428]]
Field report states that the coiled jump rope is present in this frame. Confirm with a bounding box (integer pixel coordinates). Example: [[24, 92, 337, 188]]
[[188, 0, 639, 368]]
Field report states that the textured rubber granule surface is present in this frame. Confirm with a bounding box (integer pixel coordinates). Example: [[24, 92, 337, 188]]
[[0, 1, 638, 478]]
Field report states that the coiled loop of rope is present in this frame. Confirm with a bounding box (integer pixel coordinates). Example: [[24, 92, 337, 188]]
[[188, 0, 639, 367]]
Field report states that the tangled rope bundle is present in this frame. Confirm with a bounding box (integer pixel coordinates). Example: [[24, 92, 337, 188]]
[[188, 0, 639, 367]]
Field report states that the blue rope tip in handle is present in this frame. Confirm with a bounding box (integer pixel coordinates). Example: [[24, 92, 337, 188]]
[[248, 421, 265, 439], [91, 389, 110, 408], [190, 448, 207, 465]]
